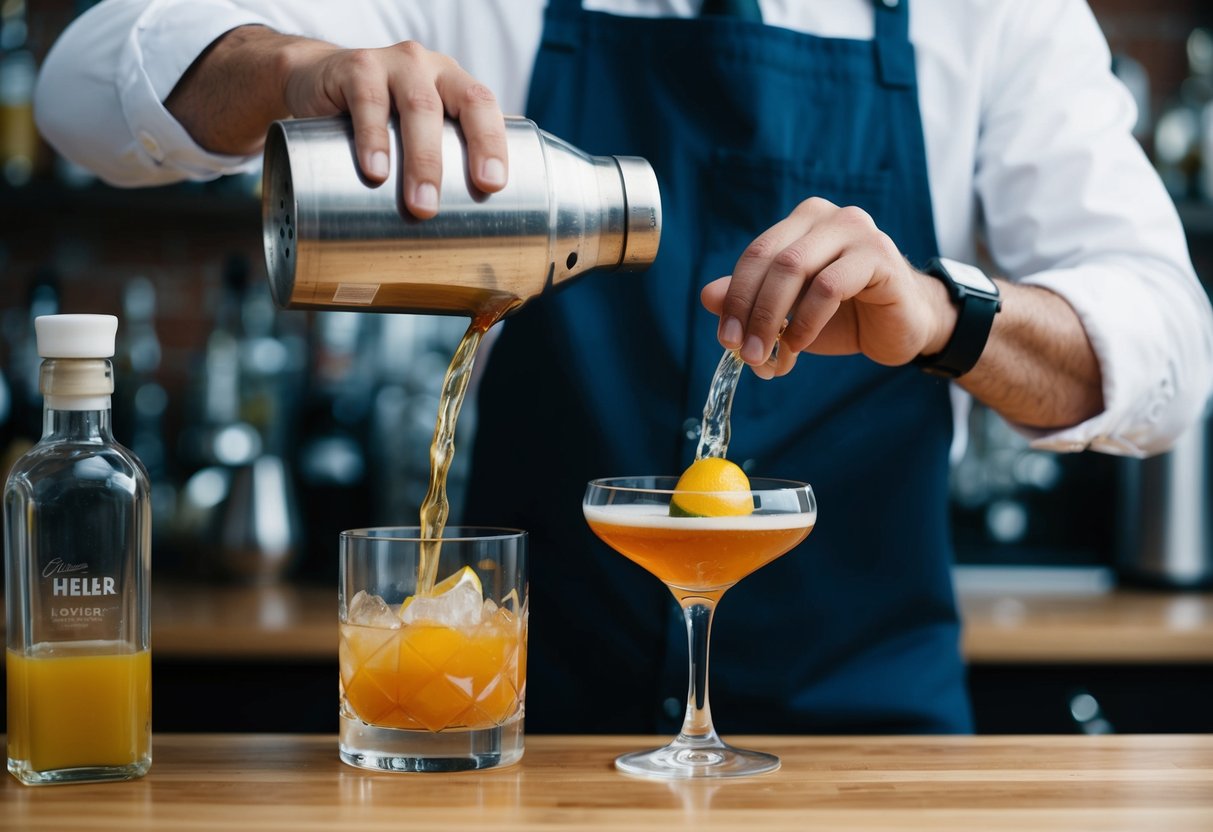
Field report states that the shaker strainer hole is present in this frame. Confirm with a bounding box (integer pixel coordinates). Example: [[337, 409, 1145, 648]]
[[285, 248, 291, 258], [280, 228, 285, 239], [566, 252, 578, 269], [288, 228, 293, 240]]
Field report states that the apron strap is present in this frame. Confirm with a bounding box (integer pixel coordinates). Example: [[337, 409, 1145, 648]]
[[873, 0, 915, 89], [542, 1, 917, 87], [541, 0, 586, 51]]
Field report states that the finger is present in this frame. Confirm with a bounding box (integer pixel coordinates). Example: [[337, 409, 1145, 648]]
[[739, 237, 823, 365], [435, 64, 508, 193], [706, 277, 799, 378], [700, 276, 731, 316], [748, 336, 799, 380], [389, 50, 446, 218], [804, 302, 861, 356], [768, 208, 881, 353], [337, 53, 392, 183], [782, 252, 878, 354], [739, 210, 869, 364], [717, 212, 817, 351], [773, 340, 800, 376]]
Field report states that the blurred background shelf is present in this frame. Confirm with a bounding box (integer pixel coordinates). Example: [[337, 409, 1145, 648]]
[[2, 571, 1208, 734], [1, 180, 260, 223], [65, 570, 1213, 663], [1180, 200, 1213, 237]]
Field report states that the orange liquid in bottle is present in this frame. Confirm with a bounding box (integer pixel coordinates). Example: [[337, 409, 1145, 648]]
[[6, 643, 151, 773]]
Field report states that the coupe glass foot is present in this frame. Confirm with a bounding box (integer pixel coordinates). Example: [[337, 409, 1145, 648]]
[[615, 741, 779, 779]]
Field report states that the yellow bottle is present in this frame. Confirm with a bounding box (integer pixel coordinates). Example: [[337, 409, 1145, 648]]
[[4, 316, 152, 785]]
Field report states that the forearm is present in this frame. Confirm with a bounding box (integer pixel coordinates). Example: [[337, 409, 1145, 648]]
[[165, 25, 321, 156], [958, 280, 1104, 431]]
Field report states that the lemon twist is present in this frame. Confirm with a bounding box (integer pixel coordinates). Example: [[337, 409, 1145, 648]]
[[399, 565, 483, 619]]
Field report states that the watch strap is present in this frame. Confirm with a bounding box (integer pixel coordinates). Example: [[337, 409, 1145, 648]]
[[912, 258, 1001, 379]]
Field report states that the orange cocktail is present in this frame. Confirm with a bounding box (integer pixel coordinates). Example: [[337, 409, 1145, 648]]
[[340, 608, 525, 733], [6, 643, 150, 773], [584, 505, 812, 594]]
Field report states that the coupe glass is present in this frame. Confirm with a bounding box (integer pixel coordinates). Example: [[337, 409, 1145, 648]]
[[583, 476, 816, 779]]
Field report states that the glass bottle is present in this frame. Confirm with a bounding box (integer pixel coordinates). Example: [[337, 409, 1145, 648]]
[[4, 314, 151, 786]]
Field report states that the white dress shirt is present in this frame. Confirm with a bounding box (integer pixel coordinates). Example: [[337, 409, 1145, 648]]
[[34, 0, 1213, 457]]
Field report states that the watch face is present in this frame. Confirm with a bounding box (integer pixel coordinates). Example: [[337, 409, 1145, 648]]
[[938, 258, 998, 295]]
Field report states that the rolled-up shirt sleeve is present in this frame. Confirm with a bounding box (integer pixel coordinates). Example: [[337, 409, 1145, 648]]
[[34, 0, 271, 186], [974, 0, 1213, 457]]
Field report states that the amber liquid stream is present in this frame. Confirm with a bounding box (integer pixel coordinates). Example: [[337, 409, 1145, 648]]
[[416, 306, 512, 596]]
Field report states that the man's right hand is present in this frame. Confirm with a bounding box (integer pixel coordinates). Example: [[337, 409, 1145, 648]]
[[166, 25, 509, 219]]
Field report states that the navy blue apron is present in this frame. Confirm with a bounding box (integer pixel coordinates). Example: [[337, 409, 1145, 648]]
[[466, 0, 973, 734]]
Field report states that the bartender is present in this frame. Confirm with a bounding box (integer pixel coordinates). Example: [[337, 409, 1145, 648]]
[[35, 0, 1213, 733]]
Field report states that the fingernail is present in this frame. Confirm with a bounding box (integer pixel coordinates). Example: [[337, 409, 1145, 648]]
[[721, 317, 743, 347], [414, 182, 439, 213], [741, 334, 766, 365], [480, 157, 506, 188], [368, 151, 389, 179]]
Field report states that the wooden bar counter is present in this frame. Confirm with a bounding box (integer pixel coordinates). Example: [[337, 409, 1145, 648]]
[[3, 734, 1211, 830]]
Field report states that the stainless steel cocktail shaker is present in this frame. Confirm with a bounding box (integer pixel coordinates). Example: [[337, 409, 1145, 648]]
[[262, 116, 661, 317], [1118, 417, 1213, 588]]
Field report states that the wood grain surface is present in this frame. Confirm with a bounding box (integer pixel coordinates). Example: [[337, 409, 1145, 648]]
[[2, 734, 1211, 831]]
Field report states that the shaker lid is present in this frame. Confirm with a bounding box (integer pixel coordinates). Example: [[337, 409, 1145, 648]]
[[35, 314, 118, 359], [613, 156, 662, 271]]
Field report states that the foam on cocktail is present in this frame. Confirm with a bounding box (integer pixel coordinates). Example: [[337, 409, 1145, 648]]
[[583, 502, 815, 531]]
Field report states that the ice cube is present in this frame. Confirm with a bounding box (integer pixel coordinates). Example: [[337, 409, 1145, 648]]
[[346, 590, 401, 629], [400, 579, 484, 629]]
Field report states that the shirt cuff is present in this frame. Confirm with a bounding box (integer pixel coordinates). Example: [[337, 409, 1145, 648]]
[[1009, 262, 1211, 457], [117, 0, 273, 180]]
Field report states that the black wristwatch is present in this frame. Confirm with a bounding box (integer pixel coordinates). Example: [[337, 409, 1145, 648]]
[[912, 257, 1002, 378]]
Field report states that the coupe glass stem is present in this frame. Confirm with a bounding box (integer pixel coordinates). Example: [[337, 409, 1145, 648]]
[[674, 594, 722, 747]]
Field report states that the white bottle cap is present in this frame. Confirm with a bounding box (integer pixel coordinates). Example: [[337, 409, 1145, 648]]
[[35, 314, 118, 359]]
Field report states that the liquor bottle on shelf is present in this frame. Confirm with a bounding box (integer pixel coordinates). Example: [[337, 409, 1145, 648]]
[[1, 269, 60, 481], [114, 277, 175, 560], [174, 256, 301, 583], [293, 310, 377, 580], [4, 314, 152, 786], [0, 1, 38, 187], [1155, 28, 1213, 201]]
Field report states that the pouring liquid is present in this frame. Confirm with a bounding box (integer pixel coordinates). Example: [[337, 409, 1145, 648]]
[[416, 305, 514, 596]]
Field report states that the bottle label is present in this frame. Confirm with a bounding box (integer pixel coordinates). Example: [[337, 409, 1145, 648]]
[[41, 557, 119, 630]]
